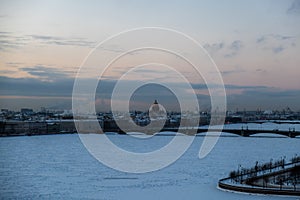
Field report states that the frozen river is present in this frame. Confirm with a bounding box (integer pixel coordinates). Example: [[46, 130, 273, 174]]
[[0, 128, 299, 199]]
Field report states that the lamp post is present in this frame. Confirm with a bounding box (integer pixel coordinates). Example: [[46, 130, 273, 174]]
[[270, 158, 273, 172], [237, 164, 241, 183]]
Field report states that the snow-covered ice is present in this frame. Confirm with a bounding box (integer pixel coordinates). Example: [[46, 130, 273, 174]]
[[0, 131, 299, 199]]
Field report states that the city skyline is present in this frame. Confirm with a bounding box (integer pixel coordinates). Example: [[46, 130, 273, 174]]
[[1, 0, 300, 111]]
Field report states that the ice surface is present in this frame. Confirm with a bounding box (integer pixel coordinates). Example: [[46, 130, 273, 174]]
[[0, 132, 299, 199]]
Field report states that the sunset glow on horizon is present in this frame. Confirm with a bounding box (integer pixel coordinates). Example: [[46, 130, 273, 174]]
[[1, 0, 300, 111]]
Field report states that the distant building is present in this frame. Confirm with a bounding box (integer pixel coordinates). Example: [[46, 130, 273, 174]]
[[152, 100, 159, 112], [21, 108, 33, 115], [40, 107, 46, 113], [1, 109, 8, 114], [263, 110, 273, 115]]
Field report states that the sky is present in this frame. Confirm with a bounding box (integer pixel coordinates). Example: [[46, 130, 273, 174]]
[[0, 0, 300, 112]]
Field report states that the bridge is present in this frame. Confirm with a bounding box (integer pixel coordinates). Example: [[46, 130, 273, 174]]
[[107, 127, 300, 138], [181, 127, 300, 138], [1, 120, 299, 137], [250, 120, 300, 124]]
